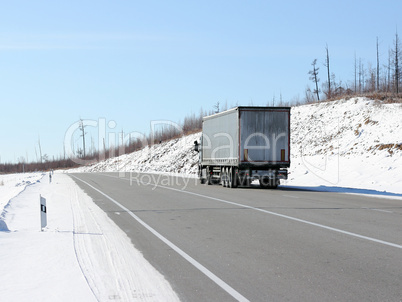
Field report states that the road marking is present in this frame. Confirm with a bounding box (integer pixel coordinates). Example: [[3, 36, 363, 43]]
[[71, 175, 250, 302], [371, 209, 394, 213], [116, 174, 402, 250], [362, 207, 394, 214], [282, 194, 299, 199], [371, 209, 393, 213]]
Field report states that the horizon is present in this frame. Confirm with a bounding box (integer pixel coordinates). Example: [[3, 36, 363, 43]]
[[1, 0, 401, 163]]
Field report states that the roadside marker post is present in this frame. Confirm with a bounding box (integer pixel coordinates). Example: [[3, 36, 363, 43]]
[[40, 195, 47, 231]]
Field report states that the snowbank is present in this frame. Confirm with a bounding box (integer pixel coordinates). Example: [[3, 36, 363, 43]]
[[0, 172, 179, 301], [69, 97, 402, 195], [285, 97, 402, 194], [0, 172, 44, 215]]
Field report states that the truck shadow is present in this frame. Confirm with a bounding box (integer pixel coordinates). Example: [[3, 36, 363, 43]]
[[273, 185, 402, 198]]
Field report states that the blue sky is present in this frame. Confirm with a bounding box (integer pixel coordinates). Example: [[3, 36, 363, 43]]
[[1, 0, 401, 163]]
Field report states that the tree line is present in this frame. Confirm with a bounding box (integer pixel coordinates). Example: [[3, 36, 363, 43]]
[[307, 31, 401, 102], [0, 109, 211, 174]]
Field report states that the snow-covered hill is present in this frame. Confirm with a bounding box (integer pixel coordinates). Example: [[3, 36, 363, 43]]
[[292, 97, 401, 157], [69, 132, 200, 175], [69, 97, 402, 194], [285, 97, 402, 194]]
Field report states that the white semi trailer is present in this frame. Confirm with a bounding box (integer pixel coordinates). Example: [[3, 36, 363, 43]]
[[194, 106, 290, 188]]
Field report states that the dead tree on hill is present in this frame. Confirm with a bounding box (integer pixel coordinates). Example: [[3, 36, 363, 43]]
[[324, 44, 331, 98], [391, 31, 401, 93], [377, 37, 380, 91], [308, 59, 320, 101]]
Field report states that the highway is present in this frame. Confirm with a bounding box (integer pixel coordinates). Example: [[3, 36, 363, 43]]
[[70, 172, 402, 302]]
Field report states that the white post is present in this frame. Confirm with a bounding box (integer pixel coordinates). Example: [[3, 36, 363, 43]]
[[40, 195, 47, 231]]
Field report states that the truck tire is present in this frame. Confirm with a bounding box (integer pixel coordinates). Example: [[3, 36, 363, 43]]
[[207, 167, 213, 185], [221, 168, 227, 187], [207, 176, 213, 185], [199, 166, 206, 184], [228, 167, 237, 188]]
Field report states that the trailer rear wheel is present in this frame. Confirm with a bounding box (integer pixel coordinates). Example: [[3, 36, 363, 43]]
[[207, 167, 213, 185], [199, 166, 206, 184], [221, 168, 228, 187], [228, 167, 237, 188]]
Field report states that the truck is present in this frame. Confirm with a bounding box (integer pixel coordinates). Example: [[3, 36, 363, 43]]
[[194, 106, 290, 188]]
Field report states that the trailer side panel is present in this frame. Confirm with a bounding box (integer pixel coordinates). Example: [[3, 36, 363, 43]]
[[202, 109, 239, 166]]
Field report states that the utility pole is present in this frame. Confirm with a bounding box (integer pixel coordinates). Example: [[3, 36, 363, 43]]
[[79, 119, 86, 159], [38, 136, 43, 163]]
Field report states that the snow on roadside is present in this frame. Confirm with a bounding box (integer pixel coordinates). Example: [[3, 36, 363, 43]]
[[0, 172, 44, 215], [0, 172, 179, 301], [69, 97, 402, 195], [285, 97, 402, 194]]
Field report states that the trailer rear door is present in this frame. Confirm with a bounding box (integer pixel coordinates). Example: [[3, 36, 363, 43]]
[[239, 108, 290, 164]]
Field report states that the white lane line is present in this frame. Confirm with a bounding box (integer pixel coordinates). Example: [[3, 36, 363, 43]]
[[105, 173, 402, 250], [362, 207, 394, 214], [371, 209, 394, 214], [282, 195, 300, 199], [71, 175, 250, 302]]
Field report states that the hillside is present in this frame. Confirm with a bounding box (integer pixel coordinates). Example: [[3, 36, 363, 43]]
[[69, 97, 402, 194], [285, 97, 402, 194], [70, 132, 200, 175]]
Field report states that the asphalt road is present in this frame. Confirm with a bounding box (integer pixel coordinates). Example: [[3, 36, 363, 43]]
[[70, 172, 402, 302]]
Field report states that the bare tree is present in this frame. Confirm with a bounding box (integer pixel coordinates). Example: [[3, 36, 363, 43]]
[[308, 59, 320, 101], [42, 154, 49, 162], [279, 92, 284, 106], [214, 101, 220, 113], [391, 30, 401, 93], [354, 52, 357, 93], [367, 63, 376, 92], [359, 58, 365, 93], [388, 49, 392, 92], [222, 100, 228, 111], [377, 37, 380, 91], [304, 86, 315, 103], [324, 44, 331, 98], [271, 94, 276, 107]]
